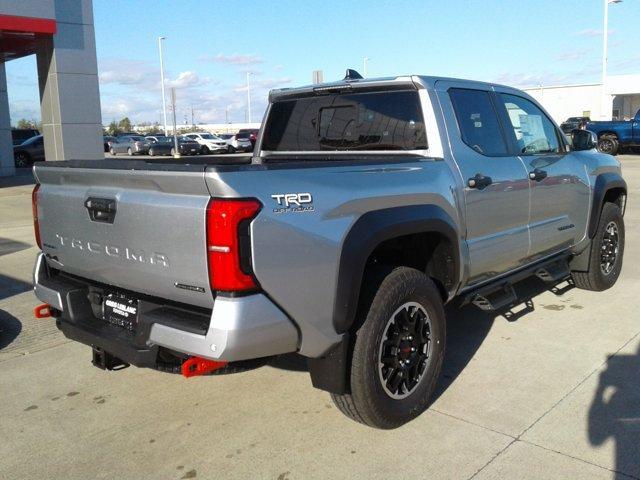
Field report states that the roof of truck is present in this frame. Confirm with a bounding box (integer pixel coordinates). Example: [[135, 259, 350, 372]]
[[269, 74, 521, 101]]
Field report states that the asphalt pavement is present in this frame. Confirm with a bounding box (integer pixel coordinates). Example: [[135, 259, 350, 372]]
[[1, 157, 639, 479]]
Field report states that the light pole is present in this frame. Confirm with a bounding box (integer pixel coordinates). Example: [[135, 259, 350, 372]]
[[246, 72, 253, 123], [363, 57, 370, 77], [158, 36, 168, 134], [601, 0, 622, 119]]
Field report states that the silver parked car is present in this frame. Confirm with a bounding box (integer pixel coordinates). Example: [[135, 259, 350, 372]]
[[109, 135, 151, 155], [217, 133, 253, 153]]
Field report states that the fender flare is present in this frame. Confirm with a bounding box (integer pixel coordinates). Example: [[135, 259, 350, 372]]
[[332, 204, 461, 335], [588, 173, 627, 239]]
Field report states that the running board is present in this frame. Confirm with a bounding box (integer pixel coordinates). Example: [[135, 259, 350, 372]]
[[463, 254, 572, 312]]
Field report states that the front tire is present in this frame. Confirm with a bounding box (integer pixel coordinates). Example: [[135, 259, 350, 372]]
[[597, 136, 619, 155], [201, 145, 210, 155], [109, 147, 116, 156], [572, 202, 625, 291], [331, 267, 446, 429], [14, 152, 31, 167], [148, 148, 155, 156], [127, 147, 133, 156]]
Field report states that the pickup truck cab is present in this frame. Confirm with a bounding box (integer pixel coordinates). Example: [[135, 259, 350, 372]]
[[587, 109, 640, 155], [32, 72, 627, 428]]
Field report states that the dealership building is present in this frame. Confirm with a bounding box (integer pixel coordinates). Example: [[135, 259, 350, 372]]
[[0, 0, 102, 177], [524, 73, 640, 124]]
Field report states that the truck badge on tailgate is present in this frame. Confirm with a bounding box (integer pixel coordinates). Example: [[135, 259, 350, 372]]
[[270, 193, 314, 214]]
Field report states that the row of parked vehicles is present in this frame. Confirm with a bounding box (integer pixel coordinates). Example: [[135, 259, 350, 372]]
[[104, 130, 258, 157]]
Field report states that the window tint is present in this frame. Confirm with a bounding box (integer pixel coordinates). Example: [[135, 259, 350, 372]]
[[449, 88, 508, 156], [262, 90, 427, 152], [498, 93, 560, 155]]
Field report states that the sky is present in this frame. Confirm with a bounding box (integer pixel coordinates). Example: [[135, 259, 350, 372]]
[[5, 0, 640, 126]]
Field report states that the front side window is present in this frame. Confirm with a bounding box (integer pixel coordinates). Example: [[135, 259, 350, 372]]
[[498, 94, 560, 155], [262, 90, 427, 152], [449, 88, 508, 156]]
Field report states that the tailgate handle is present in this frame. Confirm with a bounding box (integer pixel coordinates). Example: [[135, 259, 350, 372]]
[[85, 197, 117, 223]]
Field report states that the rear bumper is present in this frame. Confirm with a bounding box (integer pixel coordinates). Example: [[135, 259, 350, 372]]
[[33, 253, 299, 366]]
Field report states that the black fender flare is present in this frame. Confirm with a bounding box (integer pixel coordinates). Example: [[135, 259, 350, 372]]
[[333, 204, 460, 335], [309, 204, 460, 395], [588, 173, 627, 239]]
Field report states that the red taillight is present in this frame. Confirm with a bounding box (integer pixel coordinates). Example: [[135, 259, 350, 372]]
[[206, 198, 261, 292], [32, 184, 41, 249]]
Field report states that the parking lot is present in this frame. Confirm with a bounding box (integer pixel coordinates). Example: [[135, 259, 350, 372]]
[[1, 156, 639, 480]]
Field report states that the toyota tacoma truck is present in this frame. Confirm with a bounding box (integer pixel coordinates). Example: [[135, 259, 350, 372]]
[[32, 71, 627, 429], [587, 108, 640, 155]]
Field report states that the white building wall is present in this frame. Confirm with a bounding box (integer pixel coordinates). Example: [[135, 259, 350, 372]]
[[524, 84, 603, 124]]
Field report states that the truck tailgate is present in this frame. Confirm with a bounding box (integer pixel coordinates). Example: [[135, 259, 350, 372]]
[[34, 164, 214, 309]]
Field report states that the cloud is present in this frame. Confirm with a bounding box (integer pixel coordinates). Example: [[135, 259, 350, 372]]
[[555, 49, 590, 62], [199, 53, 263, 66], [165, 71, 201, 89], [491, 72, 572, 88], [575, 28, 615, 38], [610, 55, 640, 71]]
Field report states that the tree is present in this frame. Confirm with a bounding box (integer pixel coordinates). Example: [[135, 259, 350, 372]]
[[16, 118, 36, 129], [107, 121, 120, 136], [117, 117, 132, 133]]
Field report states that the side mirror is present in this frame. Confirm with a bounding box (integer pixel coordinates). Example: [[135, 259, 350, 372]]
[[571, 129, 597, 151]]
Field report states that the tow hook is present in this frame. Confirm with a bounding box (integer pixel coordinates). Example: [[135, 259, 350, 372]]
[[181, 357, 228, 378], [34, 304, 52, 318]]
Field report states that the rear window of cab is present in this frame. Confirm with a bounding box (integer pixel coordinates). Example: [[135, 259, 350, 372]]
[[262, 90, 427, 152]]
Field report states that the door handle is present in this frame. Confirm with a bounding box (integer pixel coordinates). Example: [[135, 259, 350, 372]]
[[529, 169, 547, 182], [468, 173, 493, 190]]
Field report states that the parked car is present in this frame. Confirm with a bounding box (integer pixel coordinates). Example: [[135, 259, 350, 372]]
[[560, 116, 590, 134], [11, 128, 39, 146], [217, 133, 253, 153], [146, 136, 201, 156], [585, 109, 640, 155], [13, 134, 45, 167], [182, 132, 227, 154], [237, 128, 259, 148], [109, 135, 151, 155], [31, 73, 627, 429], [103, 136, 116, 152]]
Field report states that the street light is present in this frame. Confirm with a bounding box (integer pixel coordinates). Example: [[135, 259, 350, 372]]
[[601, 0, 622, 119], [363, 57, 370, 77], [246, 71, 253, 123], [158, 36, 168, 134]]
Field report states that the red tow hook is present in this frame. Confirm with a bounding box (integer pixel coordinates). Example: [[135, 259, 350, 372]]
[[181, 357, 228, 378], [34, 304, 52, 319]]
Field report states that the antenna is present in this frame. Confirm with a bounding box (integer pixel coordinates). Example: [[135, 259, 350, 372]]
[[344, 69, 363, 80]]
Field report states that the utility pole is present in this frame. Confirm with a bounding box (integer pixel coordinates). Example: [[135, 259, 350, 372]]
[[246, 71, 252, 123], [601, 0, 622, 119], [191, 104, 195, 128], [170, 87, 180, 158], [158, 36, 168, 134], [363, 57, 370, 77]]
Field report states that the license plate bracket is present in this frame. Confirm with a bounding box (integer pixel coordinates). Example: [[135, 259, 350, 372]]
[[103, 293, 139, 332]]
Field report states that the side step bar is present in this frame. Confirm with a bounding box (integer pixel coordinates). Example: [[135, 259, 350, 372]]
[[463, 254, 572, 312]]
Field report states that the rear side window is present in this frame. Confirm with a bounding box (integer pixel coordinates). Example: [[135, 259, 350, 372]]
[[262, 90, 427, 152], [449, 88, 508, 156]]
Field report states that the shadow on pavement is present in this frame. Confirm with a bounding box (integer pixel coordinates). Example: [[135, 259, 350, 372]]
[[0, 169, 35, 188], [588, 342, 640, 479], [433, 276, 573, 401], [0, 273, 32, 301], [0, 309, 22, 350], [0, 238, 31, 257]]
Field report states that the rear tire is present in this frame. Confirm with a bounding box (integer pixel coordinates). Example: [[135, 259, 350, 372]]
[[148, 148, 155, 156], [228, 146, 236, 154], [109, 147, 116, 156], [331, 267, 446, 429], [572, 202, 624, 291], [170, 147, 176, 156]]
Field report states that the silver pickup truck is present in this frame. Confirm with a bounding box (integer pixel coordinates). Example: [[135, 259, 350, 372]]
[[32, 71, 627, 429]]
